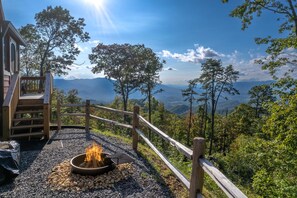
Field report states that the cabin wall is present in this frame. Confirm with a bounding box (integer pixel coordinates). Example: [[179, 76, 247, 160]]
[[3, 74, 9, 98]]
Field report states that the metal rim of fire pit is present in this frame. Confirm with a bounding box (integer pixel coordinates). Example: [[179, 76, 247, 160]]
[[70, 152, 115, 176]]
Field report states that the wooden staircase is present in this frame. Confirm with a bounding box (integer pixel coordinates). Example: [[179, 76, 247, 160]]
[[10, 98, 45, 139], [2, 72, 53, 140]]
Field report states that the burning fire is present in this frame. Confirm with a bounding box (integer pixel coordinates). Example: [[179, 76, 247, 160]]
[[80, 142, 104, 168], [85, 142, 103, 162]]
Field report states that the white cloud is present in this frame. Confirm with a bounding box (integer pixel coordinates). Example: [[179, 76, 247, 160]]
[[160, 44, 275, 82], [88, 40, 101, 45], [161, 45, 223, 63]]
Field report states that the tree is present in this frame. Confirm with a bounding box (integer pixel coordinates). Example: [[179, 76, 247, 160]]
[[19, 25, 40, 76], [182, 79, 198, 146], [196, 91, 209, 138], [20, 6, 90, 78], [139, 47, 164, 134], [248, 84, 276, 117], [198, 59, 239, 155], [90, 43, 153, 115], [222, 0, 297, 89]]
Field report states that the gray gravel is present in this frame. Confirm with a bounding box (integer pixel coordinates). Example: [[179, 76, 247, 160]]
[[0, 129, 174, 198]]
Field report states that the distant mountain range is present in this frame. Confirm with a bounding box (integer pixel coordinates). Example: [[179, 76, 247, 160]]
[[54, 78, 273, 114]]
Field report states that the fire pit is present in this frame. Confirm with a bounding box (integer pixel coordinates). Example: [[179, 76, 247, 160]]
[[70, 142, 115, 176], [48, 142, 135, 191], [71, 153, 115, 175]]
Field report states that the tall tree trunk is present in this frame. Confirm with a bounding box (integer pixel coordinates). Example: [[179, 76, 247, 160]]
[[203, 99, 208, 138], [209, 86, 215, 156], [187, 99, 192, 146], [148, 86, 152, 140]]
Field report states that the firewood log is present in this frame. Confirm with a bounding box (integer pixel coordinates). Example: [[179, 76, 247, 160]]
[[92, 155, 97, 168]]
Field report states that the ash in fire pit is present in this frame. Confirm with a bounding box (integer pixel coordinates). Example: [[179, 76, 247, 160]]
[[70, 142, 115, 175]]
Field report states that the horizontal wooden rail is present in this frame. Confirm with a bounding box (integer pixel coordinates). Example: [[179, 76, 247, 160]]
[[20, 76, 45, 80], [61, 104, 85, 107], [90, 115, 133, 129], [60, 113, 86, 117], [92, 105, 134, 116], [135, 128, 190, 189], [138, 115, 193, 159], [199, 158, 247, 198]]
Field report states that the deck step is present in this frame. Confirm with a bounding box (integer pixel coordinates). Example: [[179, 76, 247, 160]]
[[15, 110, 43, 114], [18, 99, 43, 105], [13, 118, 44, 122], [10, 132, 44, 138], [17, 104, 43, 108], [11, 124, 44, 130]]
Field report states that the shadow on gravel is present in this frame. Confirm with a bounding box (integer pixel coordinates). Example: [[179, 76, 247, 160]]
[[113, 177, 143, 196]]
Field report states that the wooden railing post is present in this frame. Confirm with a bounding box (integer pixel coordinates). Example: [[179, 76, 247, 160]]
[[57, 100, 61, 131], [132, 106, 140, 151], [85, 100, 90, 133], [43, 104, 50, 139], [189, 137, 205, 198]]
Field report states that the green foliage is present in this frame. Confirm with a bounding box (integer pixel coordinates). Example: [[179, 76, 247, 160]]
[[20, 6, 90, 76], [198, 59, 239, 155], [248, 84, 276, 117], [19, 24, 40, 76], [222, 0, 297, 83], [89, 43, 163, 113], [217, 95, 297, 197], [182, 79, 199, 146]]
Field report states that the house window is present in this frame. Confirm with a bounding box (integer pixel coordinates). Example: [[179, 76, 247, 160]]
[[10, 42, 16, 73]]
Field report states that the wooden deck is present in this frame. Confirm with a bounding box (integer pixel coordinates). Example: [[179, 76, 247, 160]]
[[20, 94, 44, 100]]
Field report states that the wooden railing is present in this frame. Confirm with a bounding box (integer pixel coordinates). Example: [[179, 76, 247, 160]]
[[43, 72, 53, 139], [2, 73, 20, 140], [57, 100, 247, 198], [20, 76, 45, 94]]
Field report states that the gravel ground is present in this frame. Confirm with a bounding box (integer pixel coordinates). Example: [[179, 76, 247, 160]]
[[0, 129, 173, 198]]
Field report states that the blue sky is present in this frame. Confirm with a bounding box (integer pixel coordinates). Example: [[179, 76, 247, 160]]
[[3, 0, 280, 84]]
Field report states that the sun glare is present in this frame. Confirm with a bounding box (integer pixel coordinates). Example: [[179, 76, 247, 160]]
[[82, 0, 116, 34], [84, 0, 104, 9]]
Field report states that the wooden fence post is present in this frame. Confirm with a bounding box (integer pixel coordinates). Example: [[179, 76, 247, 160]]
[[85, 100, 90, 133], [132, 106, 140, 151], [43, 104, 50, 139], [189, 137, 205, 198], [57, 100, 61, 131]]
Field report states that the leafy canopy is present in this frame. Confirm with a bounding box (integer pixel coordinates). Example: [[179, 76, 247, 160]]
[[89, 43, 164, 111], [20, 6, 90, 76], [222, 0, 297, 82]]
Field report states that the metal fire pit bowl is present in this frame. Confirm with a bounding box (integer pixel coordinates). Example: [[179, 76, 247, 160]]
[[70, 152, 115, 176]]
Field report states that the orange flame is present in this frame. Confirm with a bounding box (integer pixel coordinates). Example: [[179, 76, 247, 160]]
[[85, 142, 103, 163]]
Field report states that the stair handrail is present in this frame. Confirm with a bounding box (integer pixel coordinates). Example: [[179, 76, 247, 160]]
[[43, 71, 53, 138], [43, 72, 53, 105], [2, 72, 20, 140], [20, 76, 46, 94]]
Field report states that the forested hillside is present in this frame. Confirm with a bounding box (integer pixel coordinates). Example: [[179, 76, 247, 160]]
[[54, 78, 273, 113]]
